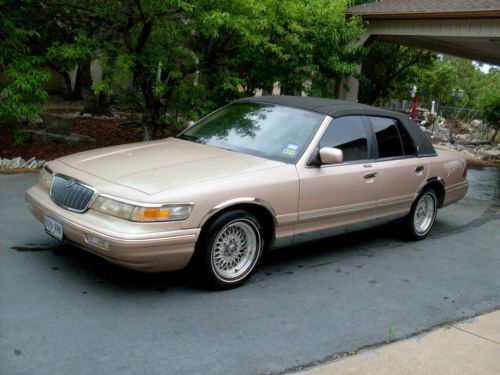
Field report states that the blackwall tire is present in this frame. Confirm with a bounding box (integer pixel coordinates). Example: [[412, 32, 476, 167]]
[[405, 189, 438, 241], [195, 210, 264, 290]]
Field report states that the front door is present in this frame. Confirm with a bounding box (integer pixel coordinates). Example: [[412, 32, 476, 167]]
[[295, 116, 379, 241]]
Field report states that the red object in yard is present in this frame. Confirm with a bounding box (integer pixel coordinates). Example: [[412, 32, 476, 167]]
[[410, 92, 419, 121]]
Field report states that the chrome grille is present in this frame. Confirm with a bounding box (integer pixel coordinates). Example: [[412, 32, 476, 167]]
[[50, 174, 95, 212]]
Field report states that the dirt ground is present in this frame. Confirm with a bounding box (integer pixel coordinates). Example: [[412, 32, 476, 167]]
[[1, 101, 143, 161]]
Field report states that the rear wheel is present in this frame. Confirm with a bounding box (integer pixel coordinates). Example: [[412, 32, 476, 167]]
[[195, 210, 264, 289], [405, 189, 438, 240]]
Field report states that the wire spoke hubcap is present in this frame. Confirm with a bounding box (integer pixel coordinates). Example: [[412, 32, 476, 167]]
[[211, 220, 259, 280], [414, 193, 436, 235]]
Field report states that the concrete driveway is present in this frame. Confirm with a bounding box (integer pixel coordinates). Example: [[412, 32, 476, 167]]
[[1, 169, 499, 375]]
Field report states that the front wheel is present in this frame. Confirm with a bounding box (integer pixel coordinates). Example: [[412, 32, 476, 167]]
[[405, 189, 438, 240], [195, 210, 264, 289]]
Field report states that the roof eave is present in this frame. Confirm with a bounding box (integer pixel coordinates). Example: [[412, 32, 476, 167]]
[[346, 10, 500, 20]]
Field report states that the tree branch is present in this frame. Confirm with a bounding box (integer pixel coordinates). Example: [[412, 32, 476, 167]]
[[135, 20, 152, 55], [134, 0, 147, 22]]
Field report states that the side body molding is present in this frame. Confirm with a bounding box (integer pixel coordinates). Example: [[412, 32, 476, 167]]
[[418, 176, 446, 194]]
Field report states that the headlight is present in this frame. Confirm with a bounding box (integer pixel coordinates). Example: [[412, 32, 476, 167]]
[[39, 167, 53, 189], [91, 196, 193, 222]]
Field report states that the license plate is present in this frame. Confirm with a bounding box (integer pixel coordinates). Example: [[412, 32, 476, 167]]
[[45, 214, 63, 241]]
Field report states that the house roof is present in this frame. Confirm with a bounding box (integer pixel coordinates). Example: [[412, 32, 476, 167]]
[[346, 0, 500, 19]]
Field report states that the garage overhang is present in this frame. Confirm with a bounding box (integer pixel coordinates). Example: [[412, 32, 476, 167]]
[[346, 0, 500, 66]]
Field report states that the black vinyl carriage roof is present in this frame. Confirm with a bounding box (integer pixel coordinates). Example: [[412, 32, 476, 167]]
[[239, 95, 401, 118], [237, 96, 437, 156]]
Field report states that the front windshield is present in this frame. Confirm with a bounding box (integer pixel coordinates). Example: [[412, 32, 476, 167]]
[[178, 102, 323, 163]]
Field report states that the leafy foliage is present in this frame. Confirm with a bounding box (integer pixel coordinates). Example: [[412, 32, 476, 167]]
[[0, 0, 49, 140], [0, 61, 49, 125], [360, 41, 500, 114], [358, 40, 436, 105], [1, 0, 365, 140], [479, 90, 500, 141], [410, 57, 500, 109]]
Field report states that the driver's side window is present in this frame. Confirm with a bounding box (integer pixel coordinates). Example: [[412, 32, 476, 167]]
[[319, 116, 368, 162]]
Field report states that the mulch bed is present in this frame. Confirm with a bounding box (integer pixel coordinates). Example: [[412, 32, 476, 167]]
[[1, 111, 144, 161]]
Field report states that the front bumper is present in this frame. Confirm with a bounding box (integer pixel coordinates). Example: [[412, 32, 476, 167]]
[[25, 184, 200, 272]]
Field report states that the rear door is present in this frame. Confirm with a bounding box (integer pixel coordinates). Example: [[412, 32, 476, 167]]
[[367, 116, 428, 218]]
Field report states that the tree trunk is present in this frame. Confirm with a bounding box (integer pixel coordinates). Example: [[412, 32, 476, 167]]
[[80, 60, 94, 112], [60, 71, 75, 100], [80, 60, 111, 116], [93, 92, 111, 116], [73, 65, 84, 100], [142, 95, 161, 141], [143, 122, 154, 141]]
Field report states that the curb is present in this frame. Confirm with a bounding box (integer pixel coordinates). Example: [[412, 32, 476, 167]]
[[0, 168, 42, 174], [282, 305, 500, 375]]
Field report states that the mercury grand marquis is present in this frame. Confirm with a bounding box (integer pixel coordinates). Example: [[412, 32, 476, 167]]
[[26, 96, 468, 289]]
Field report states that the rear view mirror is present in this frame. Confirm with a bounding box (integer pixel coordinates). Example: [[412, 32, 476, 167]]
[[319, 147, 343, 165]]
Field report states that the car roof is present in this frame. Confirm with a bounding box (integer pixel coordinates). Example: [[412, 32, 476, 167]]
[[236, 96, 437, 157], [237, 95, 394, 118]]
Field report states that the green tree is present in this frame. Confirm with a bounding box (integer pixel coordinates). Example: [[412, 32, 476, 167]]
[[358, 40, 436, 104], [412, 57, 500, 110], [193, 0, 363, 104], [479, 93, 500, 142], [2, 0, 365, 141], [80, 0, 364, 138], [415, 58, 460, 105], [0, 0, 49, 140], [478, 68, 500, 142]]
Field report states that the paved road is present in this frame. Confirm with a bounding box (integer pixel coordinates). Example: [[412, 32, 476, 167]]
[[1, 169, 499, 375]]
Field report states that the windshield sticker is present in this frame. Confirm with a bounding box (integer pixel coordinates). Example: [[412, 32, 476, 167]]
[[282, 148, 297, 157], [287, 144, 298, 150]]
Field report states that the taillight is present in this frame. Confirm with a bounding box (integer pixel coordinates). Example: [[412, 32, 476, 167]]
[[463, 164, 468, 178]]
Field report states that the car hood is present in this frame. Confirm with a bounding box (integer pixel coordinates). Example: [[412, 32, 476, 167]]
[[59, 138, 284, 194]]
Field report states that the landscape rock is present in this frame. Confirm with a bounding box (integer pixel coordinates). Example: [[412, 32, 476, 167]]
[[480, 144, 494, 151], [21, 129, 95, 144], [45, 114, 74, 135], [470, 119, 482, 129], [8, 157, 24, 168], [27, 160, 38, 168], [0, 157, 46, 170], [17, 114, 44, 125], [21, 157, 36, 168], [478, 149, 500, 161]]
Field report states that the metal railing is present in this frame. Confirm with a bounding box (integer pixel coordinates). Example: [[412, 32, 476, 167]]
[[437, 106, 480, 124]]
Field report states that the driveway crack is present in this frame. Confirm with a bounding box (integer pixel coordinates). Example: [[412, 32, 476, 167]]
[[450, 325, 500, 346]]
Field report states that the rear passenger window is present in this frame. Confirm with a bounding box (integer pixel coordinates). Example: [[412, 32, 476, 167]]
[[397, 123, 417, 155], [319, 116, 368, 162], [370, 117, 409, 158]]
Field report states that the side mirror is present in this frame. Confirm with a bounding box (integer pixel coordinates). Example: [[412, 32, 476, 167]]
[[319, 147, 343, 165]]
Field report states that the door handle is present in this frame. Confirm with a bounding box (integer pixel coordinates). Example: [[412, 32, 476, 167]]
[[364, 172, 378, 179], [415, 165, 424, 173]]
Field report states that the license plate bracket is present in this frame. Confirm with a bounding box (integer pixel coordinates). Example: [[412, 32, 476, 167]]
[[44, 214, 63, 241]]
